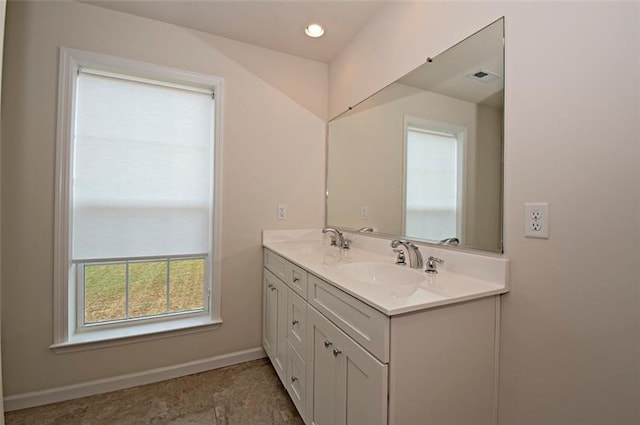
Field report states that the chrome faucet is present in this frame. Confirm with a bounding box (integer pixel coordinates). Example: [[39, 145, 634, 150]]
[[439, 237, 460, 246], [322, 227, 350, 249], [356, 226, 374, 233], [390, 239, 423, 269]]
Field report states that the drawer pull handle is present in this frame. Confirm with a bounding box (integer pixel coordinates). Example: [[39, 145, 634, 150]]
[[292, 276, 300, 283], [269, 285, 276, 292], [324, 340, 333, 348], [333, 348, 343, 357], [267, 284, 273, 289], [291, 376, 298, 383], [292, 319, 299, 326]]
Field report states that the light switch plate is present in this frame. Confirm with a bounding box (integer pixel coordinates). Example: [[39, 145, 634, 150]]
[[525, 202, 549, 238]]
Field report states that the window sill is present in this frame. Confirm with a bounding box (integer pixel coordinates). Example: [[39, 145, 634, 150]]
[[50, 315, 222, 354]]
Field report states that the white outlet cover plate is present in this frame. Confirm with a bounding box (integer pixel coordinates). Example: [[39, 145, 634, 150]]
[[360, 206, 368, 220], [525, 202, 549, 238], [277, 204, 287, 220]]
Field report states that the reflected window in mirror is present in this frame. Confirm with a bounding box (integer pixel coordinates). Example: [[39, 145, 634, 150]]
[[404, 118, 466, 242]]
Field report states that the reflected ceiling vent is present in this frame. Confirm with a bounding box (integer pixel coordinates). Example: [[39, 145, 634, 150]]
[[467, 68, 501, 83]]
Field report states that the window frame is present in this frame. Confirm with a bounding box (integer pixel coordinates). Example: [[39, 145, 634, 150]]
[[52, 48, 224, 351], [402, 116, 467, 242]]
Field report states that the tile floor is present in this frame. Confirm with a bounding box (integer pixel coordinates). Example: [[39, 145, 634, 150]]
[[4, 358, 303, 425]]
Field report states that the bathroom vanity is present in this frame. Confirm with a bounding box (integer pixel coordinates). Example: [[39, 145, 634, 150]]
[[262, 229, 508, 425], [265, 17, 508, 425]]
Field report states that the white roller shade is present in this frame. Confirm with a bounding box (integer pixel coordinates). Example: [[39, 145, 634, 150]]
[[73, 71, 214, 260]]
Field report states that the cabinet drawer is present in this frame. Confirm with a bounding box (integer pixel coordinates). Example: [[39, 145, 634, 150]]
[[287, 289, 307, 359], [308, 273, 390, 363], [264, 249, 308, 299], [286, 341, 307, 420]]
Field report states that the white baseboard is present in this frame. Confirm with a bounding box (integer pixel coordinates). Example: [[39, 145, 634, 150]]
[[4, 347, 266, 412]]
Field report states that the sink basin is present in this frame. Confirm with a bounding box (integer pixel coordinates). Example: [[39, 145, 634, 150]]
[[336, 262, 426, 285]]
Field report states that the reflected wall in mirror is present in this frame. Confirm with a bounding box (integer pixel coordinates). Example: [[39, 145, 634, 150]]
[[326, 18, 504, 252]]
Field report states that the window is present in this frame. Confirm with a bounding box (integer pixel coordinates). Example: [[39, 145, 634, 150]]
[[403, 117, 465, 242], [53, 49, 223, 349], [79, 256, 206, 325]]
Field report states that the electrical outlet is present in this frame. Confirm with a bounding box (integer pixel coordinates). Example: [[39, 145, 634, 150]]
[[360, 206, 368, 220], [525, 202, 549, 238], [277, 204, 287, 220]]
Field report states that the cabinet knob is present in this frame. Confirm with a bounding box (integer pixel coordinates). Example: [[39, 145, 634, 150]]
[[292, 319, 299, 326], [267, 284, 273, 289], [324, 340, 333, 348], [292, 276, 300, 283], [269, 286, 276, 291], [333, 348, 343, 357], [291, 376, 298, 383]]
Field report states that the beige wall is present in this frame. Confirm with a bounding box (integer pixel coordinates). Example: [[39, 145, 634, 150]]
[[469, 103, 502, 250], [330, 2, 639, 424], [1, 1, 326, 395]]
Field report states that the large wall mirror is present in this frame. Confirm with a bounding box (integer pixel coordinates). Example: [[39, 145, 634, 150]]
[[326, 18, 504, 253]]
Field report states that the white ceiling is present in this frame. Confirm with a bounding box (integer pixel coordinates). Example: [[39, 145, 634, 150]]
[[80, 0, 387, 63]]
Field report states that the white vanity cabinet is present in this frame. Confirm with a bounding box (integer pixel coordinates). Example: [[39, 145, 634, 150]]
[[263, 248, 500, 425]]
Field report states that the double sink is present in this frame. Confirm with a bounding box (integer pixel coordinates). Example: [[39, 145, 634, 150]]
[[338, 261, 426, 285], [263, 230, 508, 316]]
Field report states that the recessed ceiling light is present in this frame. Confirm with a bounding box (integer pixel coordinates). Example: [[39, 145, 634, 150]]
[[305, 23, 325, 38]]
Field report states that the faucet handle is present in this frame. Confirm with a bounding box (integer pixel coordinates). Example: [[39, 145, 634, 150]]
[[393, 249, 406, 265], [425, 256, 444, 274]]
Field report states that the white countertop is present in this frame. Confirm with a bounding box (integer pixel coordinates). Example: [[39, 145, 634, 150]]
[[263, 230, 509, 316]]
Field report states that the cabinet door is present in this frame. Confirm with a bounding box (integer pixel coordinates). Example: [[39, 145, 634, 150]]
[[287, 289, 307, 358], [263, 269, 287, 383], [307, 306, 388, 425], [339, 327, 388, 425], [308, 309, 341, 425], [286, 341, 307, 420], [263, 270, 278, 360]]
